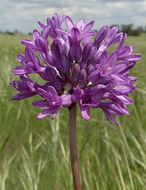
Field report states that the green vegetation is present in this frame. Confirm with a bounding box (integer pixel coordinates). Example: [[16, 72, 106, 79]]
[[0, 33, 146, 190]]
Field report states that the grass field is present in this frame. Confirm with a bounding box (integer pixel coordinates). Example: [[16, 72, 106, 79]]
[[0, 33, 146, 190]]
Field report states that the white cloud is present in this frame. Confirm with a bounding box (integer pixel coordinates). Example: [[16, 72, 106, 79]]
[[43, 7, 77, 16], [43, 7, 57, 15], [107, 2, 126, 8]]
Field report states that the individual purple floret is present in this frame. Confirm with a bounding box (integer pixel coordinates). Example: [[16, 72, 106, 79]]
[[11, 13, 141, 125], [32, 86, 72, 119]]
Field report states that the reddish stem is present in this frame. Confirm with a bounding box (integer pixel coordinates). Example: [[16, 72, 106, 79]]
[[69, 103, 82, 190]]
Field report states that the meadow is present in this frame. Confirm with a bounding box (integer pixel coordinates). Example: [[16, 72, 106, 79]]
[[0, 33, 146, 190]]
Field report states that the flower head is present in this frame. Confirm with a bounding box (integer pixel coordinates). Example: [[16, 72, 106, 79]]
[[11, 13, 141, 125]]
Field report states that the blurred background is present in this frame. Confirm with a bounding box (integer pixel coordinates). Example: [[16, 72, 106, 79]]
[[1, 0, 146, 34], [0, 0, 146, 189]]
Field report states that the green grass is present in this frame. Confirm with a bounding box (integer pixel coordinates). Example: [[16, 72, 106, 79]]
[[0, 33, 146, 190]]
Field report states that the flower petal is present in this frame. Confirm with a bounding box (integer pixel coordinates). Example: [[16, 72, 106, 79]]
[[79, 105, 90, 120], [83, 20, 95, 33], [36, 109, 52, 119], [87, 70, 101, 84], [93, 25, 108, 48], [61, 94, 72, 107], [37, 88, 50, 99], [65, 16, 74, 32], [76, 18, 85, 28], [72, 88, 84, 102], [21, 39, 36, 49], [12, 92, 36, 100], [11, 66, 26, 75], [32, 100, 49, 109]]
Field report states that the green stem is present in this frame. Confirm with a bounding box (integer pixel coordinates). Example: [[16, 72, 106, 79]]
[[69, 104, 82, 190]]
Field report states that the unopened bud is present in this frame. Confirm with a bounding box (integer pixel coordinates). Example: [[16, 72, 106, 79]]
[[72, 64, 80, 84], [79, 69, 87, 81]]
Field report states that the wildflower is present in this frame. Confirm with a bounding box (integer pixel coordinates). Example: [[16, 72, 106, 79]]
[[11, 13, 141, 125]]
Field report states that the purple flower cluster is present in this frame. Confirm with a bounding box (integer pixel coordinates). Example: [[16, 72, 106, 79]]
[[11, 13, 141, 125]]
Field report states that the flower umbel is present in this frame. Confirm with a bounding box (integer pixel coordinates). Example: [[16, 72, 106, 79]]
[[11, 13, 141, 125]]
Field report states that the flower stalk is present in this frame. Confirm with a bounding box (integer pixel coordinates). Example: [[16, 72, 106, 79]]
[[10, 13, 141, 188], [69, 103, 82, 190]]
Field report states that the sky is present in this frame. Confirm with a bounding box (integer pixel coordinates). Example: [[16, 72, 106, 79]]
[[0, 0, 146, 33]]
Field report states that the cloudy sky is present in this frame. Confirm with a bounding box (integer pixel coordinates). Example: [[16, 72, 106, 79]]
[[0, 0, 146, 33]]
